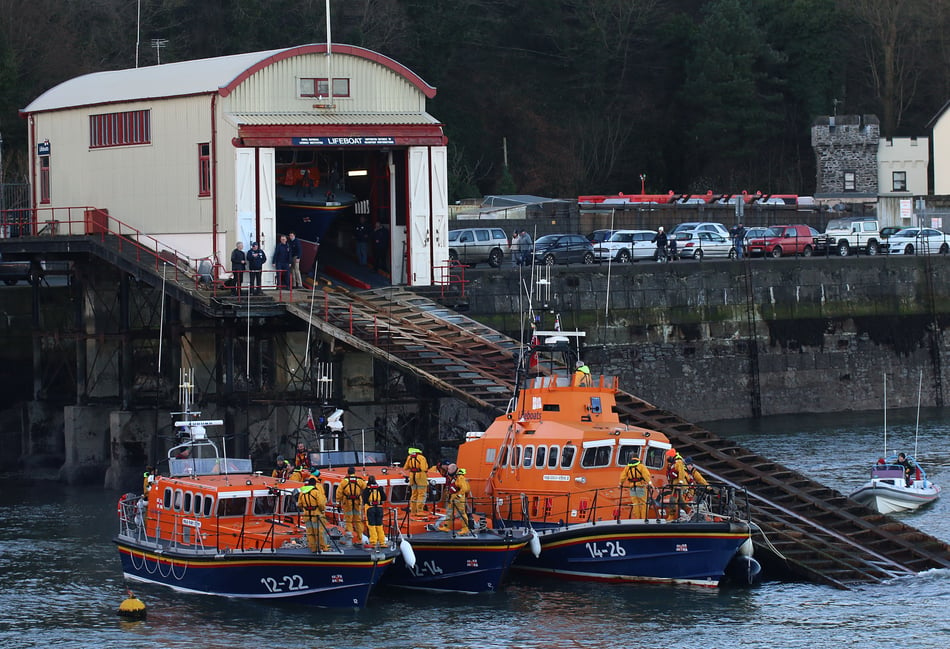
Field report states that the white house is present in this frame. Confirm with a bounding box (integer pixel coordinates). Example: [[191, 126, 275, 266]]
[[20, 44, 449, 286]]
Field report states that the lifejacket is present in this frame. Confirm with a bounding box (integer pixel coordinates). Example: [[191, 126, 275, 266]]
[[341, 476, 362, 500], [406, 455, 422, 472], [366, 485, 384, 506], [298, 485, 323, 512], [623, 461, 646, 485]]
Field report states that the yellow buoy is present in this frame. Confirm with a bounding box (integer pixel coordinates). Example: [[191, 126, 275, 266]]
[[117, 589, 147, 619]]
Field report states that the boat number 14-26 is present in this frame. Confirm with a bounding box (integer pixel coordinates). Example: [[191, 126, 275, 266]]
[[585, 541, 626, 558], [260, 574, 308, 593]]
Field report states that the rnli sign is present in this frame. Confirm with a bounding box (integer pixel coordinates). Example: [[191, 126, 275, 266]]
[[293, 136, 396, 146], [37, 141, 51, 156]]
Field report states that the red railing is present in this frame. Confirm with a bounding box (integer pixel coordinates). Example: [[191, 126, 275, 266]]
[[432, 259, 467, 298]]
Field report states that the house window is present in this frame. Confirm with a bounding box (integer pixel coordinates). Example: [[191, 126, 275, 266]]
[[198, 143, 211, 197], [843, 171, 856, 192], [89, 109, 151, 148], [892, 171, 907, 192], [39, 155, 50, 204], [299, 77, 350, 98]]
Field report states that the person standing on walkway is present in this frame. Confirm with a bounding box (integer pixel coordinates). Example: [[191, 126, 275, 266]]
[[731, 224, 746, 259], [288, 231, 303, 288], [273, 234, 292, 290], [246, 241, 266, 295], [354, 216, 370, 266], [230, 241, 246, 296], [518, 229, 533, 266], [297, 474, 329, 552], [403, 447, 430, 517]]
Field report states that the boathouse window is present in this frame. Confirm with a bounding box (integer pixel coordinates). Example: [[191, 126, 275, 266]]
[[560, 445, 576, 469], [89, 109, 151, 148], [198, 143, 211, 197], [581, 445, 612, 468], [535, 445, 547, 468], [523, 445, 534, 468], [299, 77, 351, 98], [892, 171, 907, 192], [254, 495, 277, 515], [547, 445, 560, 468], [39, 155, 50, 204], [217, 497, 248, 517]]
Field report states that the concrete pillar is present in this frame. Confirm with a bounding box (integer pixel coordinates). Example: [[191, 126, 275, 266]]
[[60, 404, 111, 485], [342, 351, 379, 449], [104, 410, 155, 492]]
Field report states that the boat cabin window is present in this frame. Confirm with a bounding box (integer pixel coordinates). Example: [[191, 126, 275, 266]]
[[172, 489, 183, 511], [589, 397, 602, 414], [499, 445, 509, 467], [523, 445, 534, 468], [581, 446, 612, 468], [547, 445, 560, 468], [513, 445, 522, 466], [163, 488, 172, 509], [282, 494, 300, 514], [618, 444, 644, 465], [217, 497, 248, 517], [485, 447, 496, 464], [535, 445, 547, 468], [560, 445, 576, 469], [644, 446, 668, 469], [542, 404, 560, 411], [390, 484, 410, 504], [254, 495, 278, 515], [200, 494, 215, 517], [183, 491, 193, 514]]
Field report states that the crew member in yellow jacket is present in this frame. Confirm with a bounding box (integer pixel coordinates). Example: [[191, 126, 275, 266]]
[[439, 464, 471, 535], [338, 466, 367, 544], [403, 447, 430, 516], [618, 457, 654, 519], [363, 475, 387, 548], [297, 473, 329, 552]]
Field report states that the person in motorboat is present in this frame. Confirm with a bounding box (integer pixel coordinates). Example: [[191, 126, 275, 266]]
[[297, 473, 330, 552], [272, 456, 291, 480], [363, 475, 387, 549], [294, 442, 310, 470], [897, 453, 919, 487], [403, 447, 430, 518], [339, 466, 367, 544], [438, 464, 471, 534], [142, 466, 157, 499], [684, 457, 709, 501], [618, 457, 655, 519], [572, 361, 592, 387], [666, 452, 690, 520]]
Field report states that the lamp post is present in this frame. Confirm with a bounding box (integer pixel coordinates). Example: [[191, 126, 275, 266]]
[[639, 173, 646, 195]]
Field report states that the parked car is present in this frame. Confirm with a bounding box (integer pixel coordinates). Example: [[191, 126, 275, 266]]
[[447, 227, 509, 267], [882, 227, 950, 256], [587, 229, 617, 244], [0, 253, 41, 285], [674, 231, 735, 260], [592, 229, 657, 263], [746, 225, 821, 258], [880, 226, 902, 241], [816, 217, 881, 256], [530, 234, 596, 265], [671, 221, 730, 238]]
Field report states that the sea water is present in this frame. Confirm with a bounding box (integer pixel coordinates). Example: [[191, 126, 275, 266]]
[[1, 409, 948, 649]]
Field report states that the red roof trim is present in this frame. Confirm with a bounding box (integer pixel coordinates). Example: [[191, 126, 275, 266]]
[[237, 123, 447, 147], [219, 44, 437, 99]]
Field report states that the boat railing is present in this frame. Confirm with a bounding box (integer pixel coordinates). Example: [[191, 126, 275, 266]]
[[493, 483, 751, 526]]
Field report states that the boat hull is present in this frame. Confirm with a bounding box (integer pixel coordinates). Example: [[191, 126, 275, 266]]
[[382, 531, 531, 594], [276, 184, 355, 241], [849, 481, 941, 514], [115, 538, 394, 608], [506, 520, 751, 587]]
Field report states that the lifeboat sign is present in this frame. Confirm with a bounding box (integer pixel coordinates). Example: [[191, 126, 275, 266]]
[[183, 518, 202, 528], [293, 136, 396, 146]]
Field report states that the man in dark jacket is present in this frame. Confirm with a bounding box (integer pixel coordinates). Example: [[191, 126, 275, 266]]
[[230, 241, 246, 295], [273, 235, 292, 290], [288, 231, 302, 288], [371, 222, 390, 272], [246, 241, 266, 295]]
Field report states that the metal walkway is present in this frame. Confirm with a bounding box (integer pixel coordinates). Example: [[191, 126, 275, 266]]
[[289, 286, 950, 588]]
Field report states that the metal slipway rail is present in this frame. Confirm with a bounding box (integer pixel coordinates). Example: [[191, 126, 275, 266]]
[[291, 286, 950, 587]]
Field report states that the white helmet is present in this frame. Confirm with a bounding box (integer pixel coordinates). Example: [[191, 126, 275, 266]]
[[658, 226, 664, 232]]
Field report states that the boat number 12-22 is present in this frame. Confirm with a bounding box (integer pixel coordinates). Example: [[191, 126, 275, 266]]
[[585, 541, 626, 558], [260, 574, 308, 593]]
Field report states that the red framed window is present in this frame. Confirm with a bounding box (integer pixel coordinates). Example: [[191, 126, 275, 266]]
[[198, 143, 211, 196], [299, 78, 350, 98], [89, 109, 151, 148], [39, 156, 50, 204]]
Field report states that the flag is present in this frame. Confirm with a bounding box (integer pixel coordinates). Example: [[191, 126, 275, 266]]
[[529, 331, 539, 369], [306, 408, 316, 431], [554, 314, 561, 331]]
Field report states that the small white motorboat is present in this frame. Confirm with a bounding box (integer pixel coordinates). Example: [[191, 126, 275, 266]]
[[849, 456, 940, 514]]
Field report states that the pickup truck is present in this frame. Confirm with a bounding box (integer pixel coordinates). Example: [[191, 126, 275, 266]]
[[815, 217, 881, 256], [0, 253, 36, 285]]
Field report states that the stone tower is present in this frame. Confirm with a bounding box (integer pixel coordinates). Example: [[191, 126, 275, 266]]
[[811, 115, 880, 194]]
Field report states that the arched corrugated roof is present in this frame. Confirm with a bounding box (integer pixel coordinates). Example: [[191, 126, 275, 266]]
[[21, 43, 436, 115]]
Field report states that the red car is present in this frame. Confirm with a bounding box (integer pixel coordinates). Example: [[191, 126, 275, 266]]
[[746, 224, 820, 258]]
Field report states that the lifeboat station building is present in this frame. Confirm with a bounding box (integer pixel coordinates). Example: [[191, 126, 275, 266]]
[[20, 44, 449, 286]]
